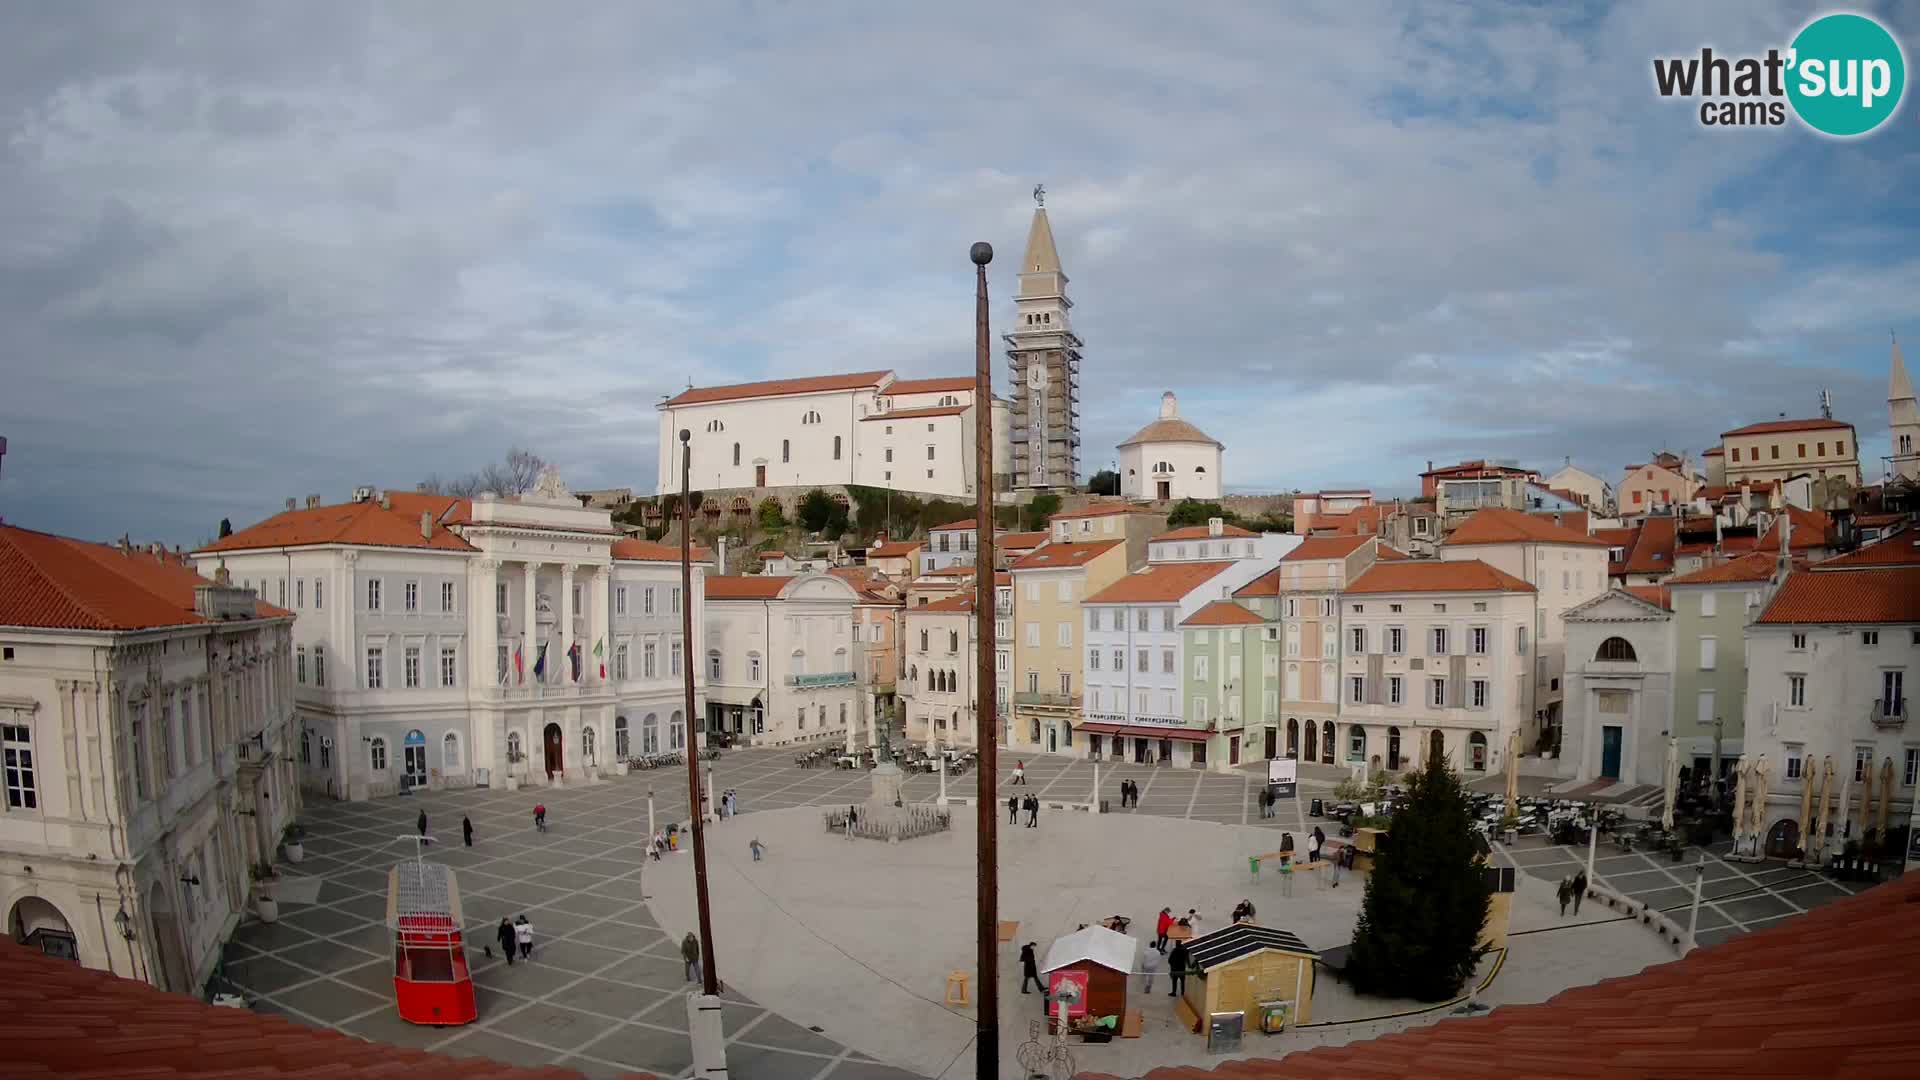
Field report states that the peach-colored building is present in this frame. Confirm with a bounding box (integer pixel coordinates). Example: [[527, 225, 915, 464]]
[[864, 539, 921, 579], [1619, 459, 1698, 518], [830, 566, 905, 743]]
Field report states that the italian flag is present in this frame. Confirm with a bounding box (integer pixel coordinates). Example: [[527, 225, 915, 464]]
[[594, 637, 606, 680]]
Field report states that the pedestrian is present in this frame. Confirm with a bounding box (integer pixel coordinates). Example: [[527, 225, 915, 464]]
[[682, 932, 703, 985], [1310, 826, 1326, 864], [1025, 795, 1039, 828], [1118, 779, 1128, 809], [1572, 870, 1587, 914], [533, 803, 547, 832], [1154, 907, 1173, 953], [1013, 760, 1027, 785], [496, 918, 516, 966], [1008, 795, 1020, 825], [417, 809, 429, 841], [1167, 940, 1190, 998], [1140, 944, 1160, 993], [1328, 842, 1345, 887], [462, 815, 473, 847], [750, 837, 766, 862], [1019, 942, 1042, 993], [847, 806, 858, 841], [1557, 877, 1572, 917], [514, 915, 533, 960], [1259, 787, 1271, 819]]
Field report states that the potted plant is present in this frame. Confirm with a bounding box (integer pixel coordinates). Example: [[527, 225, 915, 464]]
[[250, 862, 280, 923], [282, 823, 307, 864]]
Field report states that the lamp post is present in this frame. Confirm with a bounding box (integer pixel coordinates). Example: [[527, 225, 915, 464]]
[[969, 239, 999, 1080]]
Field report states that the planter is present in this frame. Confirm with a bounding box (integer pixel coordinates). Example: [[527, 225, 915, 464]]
[[284, 842, 305, 864], [503, 775, 520, 792], [615, 762, 630, 777], [256, 894, 279, 924]]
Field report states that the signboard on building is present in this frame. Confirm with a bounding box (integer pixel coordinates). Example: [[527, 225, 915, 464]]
[[1267, 758, 1297, 799]]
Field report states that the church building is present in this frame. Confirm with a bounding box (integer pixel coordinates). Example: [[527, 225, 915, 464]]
[[1119, 392, 1224, 502]]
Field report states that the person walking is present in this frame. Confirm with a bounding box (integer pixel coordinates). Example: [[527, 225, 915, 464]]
[[1258, 787, 1270, 819], [1167, 940, 1191, 998], [1019, 942, 1042, 993], [1008, 795, 1020, 825], [1025, 795, 1039, 828], [417, 809, 429, 842], [514, 915, 533, 960], [682, 932, 703, 985], [496, 918, 516, 966], [1154, 907, 1173, 953], [1571, 870, 1587, 914], [1328, 841, 1345, 887], [1013, 760, 1027, 786], [750, 837, 766, 862], [1310, 826, 1326, 865], [1118, 778, 1129, 809], [462, 815, 474, 847], [1140, 944, 1160, 993], [1557, 877, 1572, 917]]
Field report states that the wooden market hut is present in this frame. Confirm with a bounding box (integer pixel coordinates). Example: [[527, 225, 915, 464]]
[[1177, 922, 1318, 1034], [1038, 924, 1136, 1030]]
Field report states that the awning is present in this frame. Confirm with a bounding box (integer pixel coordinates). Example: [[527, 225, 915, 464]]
[[1078, 722, 1212, 743]]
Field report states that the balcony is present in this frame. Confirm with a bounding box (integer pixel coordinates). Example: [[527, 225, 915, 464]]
[[1013, 691, 1080, 709], [787, 671, 858, 689], [1871, 697, 1907, 731]]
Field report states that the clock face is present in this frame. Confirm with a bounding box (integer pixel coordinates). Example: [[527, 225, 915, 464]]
[[1026, 363, 1048, 390]]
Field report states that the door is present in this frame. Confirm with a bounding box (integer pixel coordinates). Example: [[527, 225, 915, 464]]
[[543, 723, 564, 779], [1157, 480, 1171, 500], [1387, 727, 1402, 771], [1600, 725, 1623, 780], [1135, 738, 1149, 763], [1885, 670, 1905, 718], [403, 744, 427, 789], [1047, 725, 1057, 752], [754, 464, 767, 487], [1159, 738, 1173, 763], [1301, 721, 1315, 763], [1427, 729, 1443, 764], [1229, 736, 1240, 766], [1264, 728, 1277, 760], [1088, 734, 1102, 758]]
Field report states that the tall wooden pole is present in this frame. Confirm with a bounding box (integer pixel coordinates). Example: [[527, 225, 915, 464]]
[[680, 429, 719, 996], [968, 240, 998, 1079]]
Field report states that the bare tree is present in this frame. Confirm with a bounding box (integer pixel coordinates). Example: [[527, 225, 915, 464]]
[[417, 447, 549, 499]]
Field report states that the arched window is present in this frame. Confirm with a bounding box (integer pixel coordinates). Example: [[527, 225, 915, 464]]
[[1469, 731, 1488, 771], [1195, 466, 1206, 473], [834, 646, 848, 672], [949, 630, 959, 652], [506, 730, 523, 764], [733, 443, 741, 466], [1322, 722, 1335, 762], [1429, 729, 1445, 763], [1286, 718, 1298, 757], [1596, 637, 1638, 662], [1348, 724, 1366, 762], [1301, 720, 1316, 763], [908, 664, 918, 688], [782, 438, 791, 463], [792, 649, 806, 675], [642, 713, 660, 754], [582, 726, 597, 764], [615, 715, 630, 759], [669, 711, 686, 750], [708, 649, 722, 680], [920, 629, 929, 651], [1029, 719, 1041, 743], [301, 728, 311, 764], [442, 732, 461, 770], [833, 435, 842, 460], [369, 737, 387, 771]]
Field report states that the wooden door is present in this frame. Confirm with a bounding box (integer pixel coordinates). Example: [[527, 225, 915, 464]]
[[543, 723, 563, 779]]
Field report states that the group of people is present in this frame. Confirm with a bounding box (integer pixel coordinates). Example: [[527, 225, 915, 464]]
[[1230, 898, 1258, 923], [1116, 779, 1141, 808], [717, 788, 740, 820], [1007, 794, 1041, 828], [1557, 870, 1589, 916], [493, 915, 534, 963]]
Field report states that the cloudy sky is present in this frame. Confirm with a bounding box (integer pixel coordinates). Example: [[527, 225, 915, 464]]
[[2, 1, 1916, 545]]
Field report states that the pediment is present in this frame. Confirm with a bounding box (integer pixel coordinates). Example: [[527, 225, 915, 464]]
[[1567, 590, 1669, 621]]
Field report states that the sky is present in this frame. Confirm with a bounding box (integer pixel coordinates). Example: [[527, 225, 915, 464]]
[[1, 1, 1916, 545]]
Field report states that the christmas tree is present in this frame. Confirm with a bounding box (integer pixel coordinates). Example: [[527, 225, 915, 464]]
[[1346, 753, 1492, 1001]]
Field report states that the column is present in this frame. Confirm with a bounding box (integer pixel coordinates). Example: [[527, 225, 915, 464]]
[[559, 564, 576, 687], [523, 562, 539, 684], [594, 564, 612, 686]]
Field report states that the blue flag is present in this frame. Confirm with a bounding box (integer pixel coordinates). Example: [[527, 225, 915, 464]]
[[567, 642, 582, 682], [532, 642, 547, 680]]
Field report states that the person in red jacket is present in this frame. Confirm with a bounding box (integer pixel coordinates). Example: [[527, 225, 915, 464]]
[[1154, 907, 1174, 953]]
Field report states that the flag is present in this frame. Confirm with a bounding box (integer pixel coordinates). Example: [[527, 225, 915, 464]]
[[513, 642, 524, 685], [567, 642, 582, 683], [532, 642, 547, 681], [594, 637, 606, 680]]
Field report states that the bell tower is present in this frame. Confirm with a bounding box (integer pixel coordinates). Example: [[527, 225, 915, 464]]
[[1890, 333, 1919, 482], [1004, 186, 1082, 492]]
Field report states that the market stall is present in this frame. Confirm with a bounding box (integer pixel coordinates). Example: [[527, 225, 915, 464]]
[[1179, 922, 1317, 1036], [1039, 924, 1137, 1038]]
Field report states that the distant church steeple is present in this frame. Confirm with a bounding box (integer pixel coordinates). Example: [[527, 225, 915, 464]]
[[1004, 188, 1083, 491], [1890, 333, 1919, 482]]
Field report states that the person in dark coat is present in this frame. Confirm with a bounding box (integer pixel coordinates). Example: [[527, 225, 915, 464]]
[[496, 918, 516, 965], [1167, 940, 1191, 997], [462, 816, 473, 847], [417, 809, 429, 842], [1008, 795, 1020, 824], [1025, 795, 1039, 828], [1556, 877, 1572, 917], [1571, 870, 1588, 914], [1019, 942, 1042, 993]]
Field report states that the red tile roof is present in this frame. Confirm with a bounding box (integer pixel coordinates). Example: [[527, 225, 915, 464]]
[[1232, 568, 1281, 599], [1527, 508, 1589, 536], [1624, 584, 1673, 610], [884, 376, 974, 395], [999, 531, 1049, 550], [1622, 515, 1678, 576], [0, 941, 636, 1080], [705, 575, 793, 600], [1012, 539, 1122, 570], [1152, 524, 1257, 542], [1420, 459, 1535, 478], [1721, 416, 1855, 436], [1083, 872, 1920, 1080], [1444, 508, 1606, 547], [1666, 551, 1782, 586], [198, 498, 479, 554], [929, 519, 977, 531], [1701, 445, 1724, 456], [1280, 535, 1375, 561], [757, 550, 786, 560], [660, 370, 890, 407], [1375, 545, 1412, 560], [1049, 502, 1160, 521], [1181, 599, 1264, 627], [1756, 506, 1832, 553], [866, 540, 922, 558], [1813, 529, 1920, 568], [1757, 565, 1920, 624], [609, 538, 711, 563], [1085, 561, 1237, 604], [2, 525, 288, 631], [860, 404, 969, 421], [922, 593, 976, 613], [1347, 560, 1534, 595]]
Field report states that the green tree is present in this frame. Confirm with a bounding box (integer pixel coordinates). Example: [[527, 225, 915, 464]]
[[1166, 499, 1240, 528], [1087, 469, 1121, 496], [1346, 754, 1492, 1001], [1022, 493, 1062, 531], [796, 489, 847, 536], [757, 497, 787, 530]]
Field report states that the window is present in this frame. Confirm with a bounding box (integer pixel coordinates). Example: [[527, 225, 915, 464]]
[[1088, 648, 1101, 671], [1730, 447, 1740, 462], [404, 646, 421, 688], [1135, 609, 1149, 631], [1517, 625, 1528, 654], [927, 445, 936, 461], [1907, 747, 1920, 787], [1057, 580, 1072, 602], [1348, 676, 1364, 704], [496, 582, 508, 615], [1837, 440, 1846, 455], [1595, 637, 1637, 662], [708, 650, 722, 680], [1163, 648, 1175, 674], [443, 732, 461, 769], [1784, 746, 1803, 780], [314, 645, 326, 687], [277, 579, 287, 607], [369, 737, 387, 771], [1471, 626, 1488, 655], [1056, 623, 1072, 647], [367, 647, 385, 689], [1351, 627, 1366, 653], [1194, 655, 1209, 679], [1286, 599, 1297, 618], [643, 640, 658, 679], [1471, 679, 1488, 708], [573, 584, 582, 613], [1854, 747, 1872, 782], [1862, 630, 1880, 646], [1115, 649, 1126, 672], [1388, 627, 1403, 654], [1059, 672, 1072, 694], [1797, 443, 1806, 458], [885, 448, 893, 463], [4, 723, 36, 809], [440, 582, 455, 613], [1884, 670, 1905, 713], [1026, 671, 1039, 693], [296, 646, 307, 684], [1322, 598, 1334, 617], [1791, 631, 1807, 650], [296, 579, 305, 608], [1697, 690, 1715, 728], [644, 587, 656, 615], [367, 578, 382, 611], [615, 587, 628, 616], [1431, 678, 1446, 707], [1388, 676, 1403, 705], [670, 640, 682, 676], [615, 643, 630, 680], [671, 587, 681, 614], [782, 439, 790, 463], [440, 646, 457, 687], [1431, 627, 1448, 654], [1699, 636, 1717, 670], [747, 652, 761, 681], [1348, 726, 1366, 761], [1025, 623, 1039, 647], [1160, 609, 1174, 631]]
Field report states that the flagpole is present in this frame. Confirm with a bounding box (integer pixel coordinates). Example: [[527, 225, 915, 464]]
[[680, 428, 720, 998], [968, 238, 999, 1080]]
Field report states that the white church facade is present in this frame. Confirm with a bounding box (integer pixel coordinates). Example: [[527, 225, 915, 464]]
[[1119, 392, 1224, 502]]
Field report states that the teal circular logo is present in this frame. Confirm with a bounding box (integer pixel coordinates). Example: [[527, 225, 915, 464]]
[[1787, 13, 1905, 137]]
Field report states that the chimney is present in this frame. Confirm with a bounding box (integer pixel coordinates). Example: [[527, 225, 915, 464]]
[[717, 536, 729, 573], [117, 535, 130, 554], [380, 492, 392, 511], [1208, 517, 1224, 538], [149, 541, 162, 557], [285, 497, 296, 512], [421, 511, 433, 539], [214, 560, 232, 586]]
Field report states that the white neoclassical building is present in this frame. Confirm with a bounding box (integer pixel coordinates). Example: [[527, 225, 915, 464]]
[[2, 524, 296, 994], [1118, 392, 1223, 502], [702, 573, 863, 746], [193, 474, 706, 800], [1562, 589, 1676, 787]]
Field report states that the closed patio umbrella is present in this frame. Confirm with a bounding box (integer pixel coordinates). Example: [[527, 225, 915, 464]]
[[1746, 756, 1769, 856], [1796, 760, 1816, 863], [1835, 763, 1853, 846], [1810, 757, 1835, 864], [1729, 756, 1750, 851], [1859, 757, 1876, 844], [1661, 737, 1680, 832], [1878, 757, 1897, 838], [1504, 731, 1519, 823]]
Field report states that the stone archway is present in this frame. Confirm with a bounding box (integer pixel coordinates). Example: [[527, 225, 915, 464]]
[[1766, 818, 1801, 860], [542, 723, 564, 780], [147, 881, 189, 992], [8, 895, 78, 962]]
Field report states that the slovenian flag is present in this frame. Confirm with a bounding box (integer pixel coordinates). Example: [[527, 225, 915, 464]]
[[532, 642, 547, 681], [513, 642, 524, 684], [567, 642, 582, 683], [594, 638, 606, 680]]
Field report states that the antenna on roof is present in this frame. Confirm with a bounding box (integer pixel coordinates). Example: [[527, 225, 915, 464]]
[[1819, 388, 1832, 420]]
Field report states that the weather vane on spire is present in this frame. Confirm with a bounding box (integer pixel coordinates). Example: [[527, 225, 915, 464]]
[[1032, 183, 1045, 208]]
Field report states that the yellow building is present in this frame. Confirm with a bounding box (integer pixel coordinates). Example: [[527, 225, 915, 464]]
[[1718, 417, 1860, 489], [1008, 539, 1128, 753]]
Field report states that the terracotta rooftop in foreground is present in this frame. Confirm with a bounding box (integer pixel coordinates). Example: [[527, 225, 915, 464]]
[[1082, 873, 1920, 1080], [1755, 564, 1920, 625], [1812, 528, 1920, 568], [1624, 584, 1673, 610], [198, 497, 481, 555], [659, 369, 890, 407], [1280, 534, 1374, 561], [865, 540, 922, 558], [1444, 507, 1607, 547], [1346, 559, 1535, 595], [2, 524, 288, 631], [0, 941, 638, 1080], [1665, 550, 1782, 586]]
